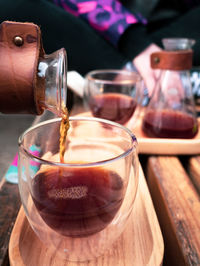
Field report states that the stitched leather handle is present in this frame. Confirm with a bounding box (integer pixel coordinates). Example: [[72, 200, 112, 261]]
[[151, 50, 193, 70], [0, 21, 45, 114]]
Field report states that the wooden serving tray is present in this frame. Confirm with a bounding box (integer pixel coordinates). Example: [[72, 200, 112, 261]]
[[77, 111, 200, 155], [9, 165, 164, 266], [132, 114, 200, 155]]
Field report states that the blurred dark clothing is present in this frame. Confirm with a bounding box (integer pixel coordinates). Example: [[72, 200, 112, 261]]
[[119, 0, 200, 65], [0, 0, 200, 76], [122, 0, 200, 22]]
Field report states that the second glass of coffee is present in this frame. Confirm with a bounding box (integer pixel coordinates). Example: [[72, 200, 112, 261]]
[[84, 70, 144, 125]]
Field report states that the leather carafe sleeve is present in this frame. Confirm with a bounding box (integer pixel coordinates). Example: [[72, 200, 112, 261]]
[[151, 50, 193, 70], [0, 21, 45, 114]]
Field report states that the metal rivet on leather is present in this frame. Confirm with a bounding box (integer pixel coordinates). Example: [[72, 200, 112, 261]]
[[153, 56, 160, 64], [13, 36, 24, 47]]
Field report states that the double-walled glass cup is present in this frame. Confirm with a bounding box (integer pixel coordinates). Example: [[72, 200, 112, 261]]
[[84, 70, 144, 125], [18, 117, 139, 262]]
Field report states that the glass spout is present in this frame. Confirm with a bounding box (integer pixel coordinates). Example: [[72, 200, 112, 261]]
[[37, 48, 67, 116]]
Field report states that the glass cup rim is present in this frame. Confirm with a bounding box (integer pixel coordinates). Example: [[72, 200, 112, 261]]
[[18, 116, 137, 167], [162, 37, 196, 44], [85, 69, 142, 85]]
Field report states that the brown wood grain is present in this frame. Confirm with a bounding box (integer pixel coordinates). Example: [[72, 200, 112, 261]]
[[0, 179, 21, 266], [188, 155, 200, 194], [9, 165, 164, 266], [147, 156, 200, 266]]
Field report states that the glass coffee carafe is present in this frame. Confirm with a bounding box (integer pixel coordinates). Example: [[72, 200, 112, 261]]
[[0, 21, 67, 116], [0, 48, 67, 116], [142, 38, 198, 139]]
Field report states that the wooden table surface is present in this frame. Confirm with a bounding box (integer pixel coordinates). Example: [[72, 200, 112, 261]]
[[143, 155, 200, 265], [0, 98, 200, 266]]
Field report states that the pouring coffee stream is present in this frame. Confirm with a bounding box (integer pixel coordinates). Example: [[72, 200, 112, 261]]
[[59, 106, 70, 163]]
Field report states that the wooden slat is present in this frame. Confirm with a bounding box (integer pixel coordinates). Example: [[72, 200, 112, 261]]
[[0, 179, 21, 266], [147, 156, 200, 266], [188, 155, 200, 194]]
